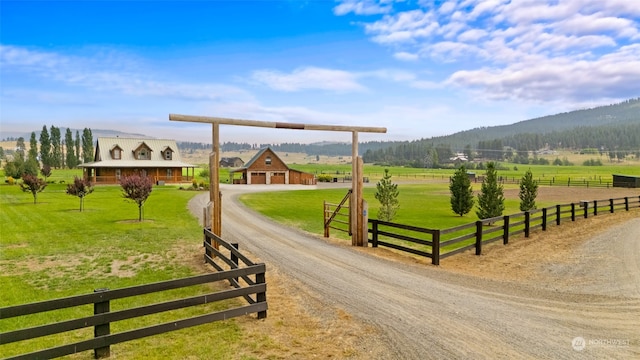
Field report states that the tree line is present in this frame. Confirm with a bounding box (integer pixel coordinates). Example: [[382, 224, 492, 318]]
[[362, 122, 640, 167], [2, 126, 94, 179]]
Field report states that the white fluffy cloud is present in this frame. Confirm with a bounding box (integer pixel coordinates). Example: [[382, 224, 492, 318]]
[[338, 0, 640, 104], [0, 45, 252, 102], [251, 67, 367, 92]]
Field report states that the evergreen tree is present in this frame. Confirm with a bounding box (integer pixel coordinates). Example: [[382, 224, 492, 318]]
[[50, 125, 62, 168], [476, 162, 505, 220], [39, 125, 51, 167], [519, 169, 538, 211], [0, 147, 4, 159], [82, 128, 94, 163], [449, 165, 474, 216], [374, 169, 399, 221], [65, 128, 78, 168]]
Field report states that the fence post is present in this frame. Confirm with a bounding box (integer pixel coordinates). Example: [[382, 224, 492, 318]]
[[556, 205, 561, 225], [583, 201, 589, 219], [571, 203, 576, 221], [94, 288, 110, 359], [475, 221, 483, 256], [524, 212, 530, 238], [323, 202, 329, 238], [542, 208, 547, 231], [610, 198, 614, 213], [256, 271, 267, 319], [372, 221, 379, 248], [625, 197, 629, 211], [593, 200, 598, 216], [503, 215, 510, 245], [432, 230, 440, 266]]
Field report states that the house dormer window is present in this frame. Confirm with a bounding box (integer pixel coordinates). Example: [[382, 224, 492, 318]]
[[111, 145, 123, 160], [265, 156, 272, 165], [134, 142, 152, 160], [137, 149, 149, 160], [164, 150, 172, 160]]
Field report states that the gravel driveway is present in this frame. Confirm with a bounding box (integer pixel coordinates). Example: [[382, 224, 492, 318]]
[[189, 184, 640, 359]]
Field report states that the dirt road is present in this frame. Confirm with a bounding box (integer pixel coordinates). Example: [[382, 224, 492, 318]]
[[190, 185, 640, 359]]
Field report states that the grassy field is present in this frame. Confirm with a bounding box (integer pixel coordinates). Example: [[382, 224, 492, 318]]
[[239, 183, 555, 239], [0, 183, 268, 359], [2, 158, 639, 357]]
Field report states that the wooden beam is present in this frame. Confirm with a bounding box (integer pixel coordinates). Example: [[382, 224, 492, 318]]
[[169, 114, 387, 134]]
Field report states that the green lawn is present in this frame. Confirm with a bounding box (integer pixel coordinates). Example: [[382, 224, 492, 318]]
[[0, 183, 262, 359]]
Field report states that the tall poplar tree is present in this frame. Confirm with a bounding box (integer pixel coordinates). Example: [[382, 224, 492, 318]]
[[75, 130, 81, 164], [82, 128, 94, 163], [28, 132, 39, 163], [39, 125, 51, 167], [50, 125, 62, 168], [65, 128, 78, 168]]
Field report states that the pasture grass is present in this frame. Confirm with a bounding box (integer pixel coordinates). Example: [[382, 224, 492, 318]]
[[0, 183, 256, 359]]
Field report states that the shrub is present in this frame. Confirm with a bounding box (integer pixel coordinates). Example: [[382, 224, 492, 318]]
[[317, 174, 333, 182], [6, 176, 15, 185]]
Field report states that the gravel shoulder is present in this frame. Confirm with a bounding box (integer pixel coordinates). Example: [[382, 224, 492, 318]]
[[189, 184, 640, 359]]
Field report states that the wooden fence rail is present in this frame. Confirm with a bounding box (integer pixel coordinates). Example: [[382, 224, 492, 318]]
[[1, 233, 267, 360], [368, 196, 640, 265]]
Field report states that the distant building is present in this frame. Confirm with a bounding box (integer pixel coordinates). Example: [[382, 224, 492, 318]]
[[220, 157, 245, 168], [229, 147, 316, 185], [80, 137, 196, 184], [449, 152, 468, 164]]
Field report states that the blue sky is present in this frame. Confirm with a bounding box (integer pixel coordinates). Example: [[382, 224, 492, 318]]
[[1, 0, 639, 144]]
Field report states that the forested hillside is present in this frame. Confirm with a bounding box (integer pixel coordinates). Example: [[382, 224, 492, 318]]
[[363, 98, 640, 166]]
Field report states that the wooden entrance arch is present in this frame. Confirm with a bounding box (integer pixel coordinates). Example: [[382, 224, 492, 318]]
[[169, 114, 386, 246]]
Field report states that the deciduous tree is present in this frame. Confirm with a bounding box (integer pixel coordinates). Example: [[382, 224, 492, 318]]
[[40, 165, 52, 183], [120, 174, 153, 221], [450, 165, 474, 216], [374, 169, 399, 221], [66, 176, 94, 211], [20, 174, 47, 204]]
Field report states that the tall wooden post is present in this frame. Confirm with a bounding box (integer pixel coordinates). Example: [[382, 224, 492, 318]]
[[351, 131, 359, 246], [169, 114, 386, 248], [211, 123, 222, 242]]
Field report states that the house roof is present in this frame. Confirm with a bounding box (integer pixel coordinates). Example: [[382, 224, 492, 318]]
[[80, 137, 196, 168], [230, 147, 289, 174], [245, 147, 288, 169]]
